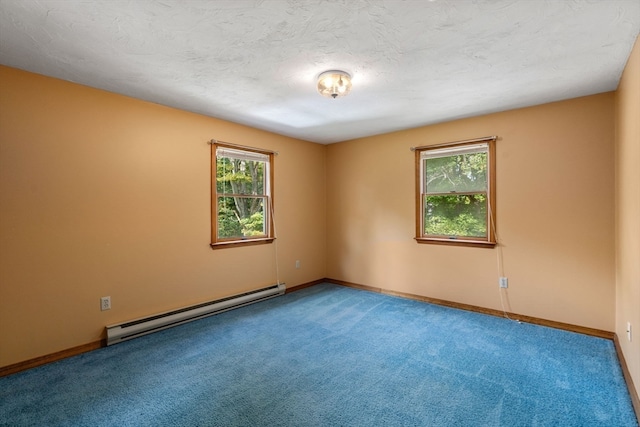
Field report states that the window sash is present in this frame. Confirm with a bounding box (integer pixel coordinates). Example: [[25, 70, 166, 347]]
[[420, 143, 489, 195], [423, 152, 488, 194], [422, 193, 488, 239], [216, 195, 269, 240]]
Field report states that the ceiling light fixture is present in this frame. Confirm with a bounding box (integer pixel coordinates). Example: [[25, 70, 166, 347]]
[[317, 70, 352, 99]]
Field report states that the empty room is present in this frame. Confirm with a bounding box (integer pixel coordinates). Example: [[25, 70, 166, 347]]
[[1, 1, 639, 426]]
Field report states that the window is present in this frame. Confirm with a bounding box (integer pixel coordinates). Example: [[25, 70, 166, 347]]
[[211, 143, 274, 249], [415, 137, 496, 248]]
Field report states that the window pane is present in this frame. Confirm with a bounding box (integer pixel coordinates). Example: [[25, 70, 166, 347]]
[[217, 196, 266, 239], [216, 157, 265, 195], [424, 194, 487, 238], [425, 152, 487, 194]]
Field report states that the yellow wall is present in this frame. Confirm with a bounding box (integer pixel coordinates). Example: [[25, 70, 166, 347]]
[[326, 93, 616, 332], [615, 37, 640, 398], [0, 66, 327, 367]]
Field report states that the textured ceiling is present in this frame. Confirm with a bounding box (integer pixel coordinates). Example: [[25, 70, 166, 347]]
[[1, 0, 639, 144]]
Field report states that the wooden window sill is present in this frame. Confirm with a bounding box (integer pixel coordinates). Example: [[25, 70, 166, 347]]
[[210, 238, 275, 250], [415, 237, 496, 249]]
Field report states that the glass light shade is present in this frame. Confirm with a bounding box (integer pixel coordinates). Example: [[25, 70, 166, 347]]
[[317, 70, 352, 98]]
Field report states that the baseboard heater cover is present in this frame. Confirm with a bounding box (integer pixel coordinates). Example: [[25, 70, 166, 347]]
[[106, 283, 286, 346]]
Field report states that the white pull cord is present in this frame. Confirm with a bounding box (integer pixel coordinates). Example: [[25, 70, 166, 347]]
[[488, 202, 519, 323], [269, 199, 282, 286]]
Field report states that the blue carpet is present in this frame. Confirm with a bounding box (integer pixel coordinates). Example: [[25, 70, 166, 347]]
[[1, 283, 637, 426]]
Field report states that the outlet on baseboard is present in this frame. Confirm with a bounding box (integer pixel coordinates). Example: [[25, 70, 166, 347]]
[[101, 296, 111, 311], [499, 277, 508, 288]]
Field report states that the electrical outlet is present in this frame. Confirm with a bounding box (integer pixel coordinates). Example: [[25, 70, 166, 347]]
[[100, 296, 111, 311], [499, 277, 508, 288], [295, 260, 300, 269], [627, 322, 632, 342]]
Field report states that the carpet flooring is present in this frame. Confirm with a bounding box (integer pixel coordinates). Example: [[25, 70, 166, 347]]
[[1, 283, 637, 426]]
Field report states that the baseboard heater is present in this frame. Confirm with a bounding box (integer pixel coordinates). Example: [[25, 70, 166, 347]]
[[106, 283, 286, 346]]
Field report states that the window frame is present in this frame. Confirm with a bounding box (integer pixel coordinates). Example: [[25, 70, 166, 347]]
[[210, 142, 275, 249], [414, 137, 496, 248]]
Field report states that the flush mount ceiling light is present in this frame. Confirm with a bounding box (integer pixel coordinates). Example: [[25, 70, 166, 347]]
[[317, 70, 352, 99]]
